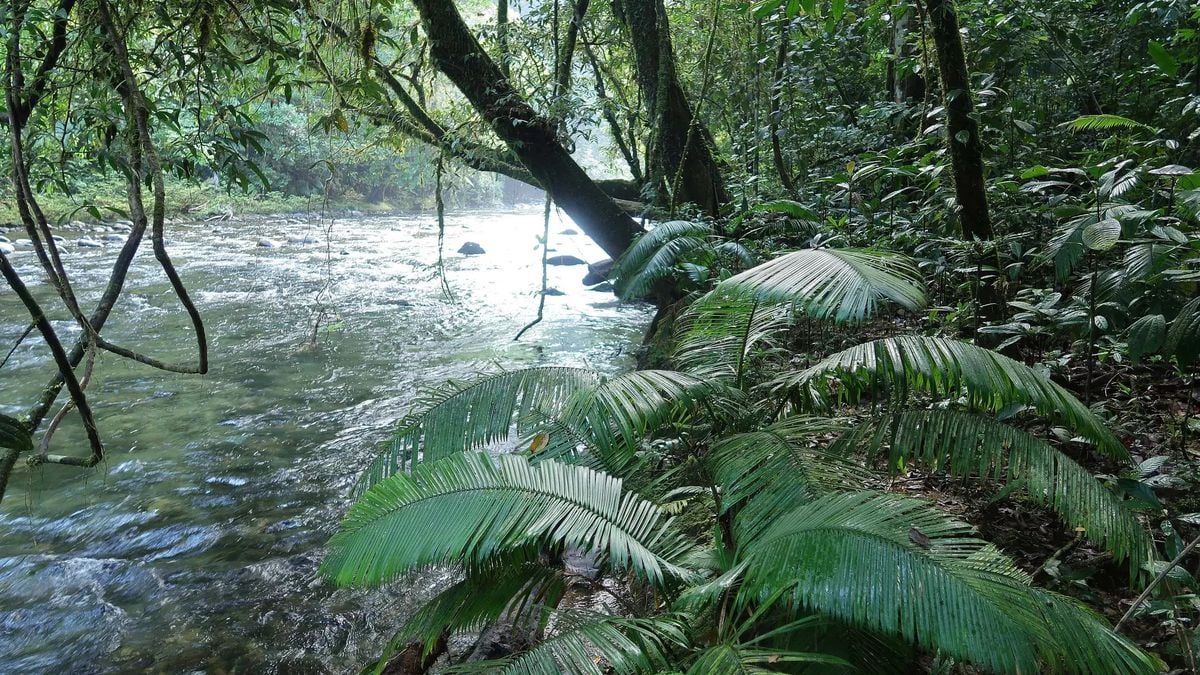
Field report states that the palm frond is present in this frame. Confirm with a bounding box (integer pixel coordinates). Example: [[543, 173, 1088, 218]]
[[708, 416, 869, 538], [832, 410, 1152, 565], [357, 367, 600, 493], [390, 555, 564, 657], [448, 611, 687, 675], [324, 453, 693, 587], [673, 294, 795, 385], [1067, 114, 1155, 133], [1165, 297, 1200, 365], [777, 336, 1129, 460], [737, 491, 1160, 674], [713, 249, 926, 322], [561, 370, 712, 473], [684, 643, 847, 674], [612, 220, 714, 299]]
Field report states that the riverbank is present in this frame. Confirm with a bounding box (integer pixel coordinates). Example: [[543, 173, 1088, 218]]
[[0, 174, 526, 227]]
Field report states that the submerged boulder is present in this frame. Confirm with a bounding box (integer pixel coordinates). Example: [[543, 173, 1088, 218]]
[[582, 258, 614, 285], [257, 239, 281, 248], [77, 239, 103, 248], [546, 254, 586, 266], [0, 242, 14, 255], [458, 242, 485, 255]]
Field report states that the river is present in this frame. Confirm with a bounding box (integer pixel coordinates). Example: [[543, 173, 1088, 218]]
[[0, 208, 651, 673]]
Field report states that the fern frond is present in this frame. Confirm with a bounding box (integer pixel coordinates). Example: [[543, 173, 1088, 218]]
[[357, 367, 600, 492], [448, 611, 687, 675], [612, 221, 714, 299], [777, 336, 1129, 461], [738, 491, 1160, 674], [713, 249, 926, 322], [324, 453, 693, 587], [833, 410, 1152, 565]]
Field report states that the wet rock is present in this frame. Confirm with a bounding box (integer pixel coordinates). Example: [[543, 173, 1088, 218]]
[[546, 254, 586, 266], [69, 220, 88, 229], [0, 242, 13, 255], [559, 228, 579, 235], [287, 234, 319, 245], [257, 238, 281, 248], [0, 235, 9, 243], [102, 234, 126, 242], [458, 242, 485, 255], [51, 234, 66, 243], [77, 238, 103, 248], [541, 288, 565, 296], [589, 282, 615, 293], [582, 258, 614, 285], [15, 238, 33, 246]]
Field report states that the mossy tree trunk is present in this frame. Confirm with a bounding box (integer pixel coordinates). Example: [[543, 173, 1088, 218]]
[[924, 0, 992, 241], [924, 0, 1004, 331], [409, 0, 640, 259], [613, 0, 729, 216]]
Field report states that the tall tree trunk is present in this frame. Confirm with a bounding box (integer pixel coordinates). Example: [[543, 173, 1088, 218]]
[[613, 0, 728, 216], [924, 0, 1004, 333], [891, 4, 925, 104], [924, 0, 992, 241], [769, 19, 796, 196], [409, 0, 640, 259], [497, 0, 510, 79]]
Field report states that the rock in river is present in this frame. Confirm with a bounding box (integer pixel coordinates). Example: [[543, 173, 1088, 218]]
[[77, 238, 103, 248], [0, 242, 13, 255], [541, 288, 565, 296], [546, 255, 586, 266], [582, 258, 614, 285], [257, 238, 281, 248], [458, 242, 485, 255]]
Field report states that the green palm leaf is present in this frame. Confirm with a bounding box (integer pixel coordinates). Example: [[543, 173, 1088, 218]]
[[560, 370, 712, 472], [357, 367, 600, 493], [448, 611, 687, 675], [387, 555, 564, 659], [708, 416, 868, 537], [832, 410, 1151, 565], [1067, 114, 1155, 133], [713, 249, 926, 322], [737, 491, 1160, 674], [612, 220, 714, 299], [324, 453, 693, 587], [777, 336, 1129, 460], [673, 295, 795, 386], [684, 642, 847, 674]]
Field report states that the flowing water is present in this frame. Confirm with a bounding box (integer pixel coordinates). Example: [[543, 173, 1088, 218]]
[[0, 208, 651, 673]]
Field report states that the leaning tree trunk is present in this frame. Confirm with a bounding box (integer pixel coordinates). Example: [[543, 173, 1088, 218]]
[[924, 0, 992, 241], [409, 0, 640, 259], [613, 0, 728, 216]]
